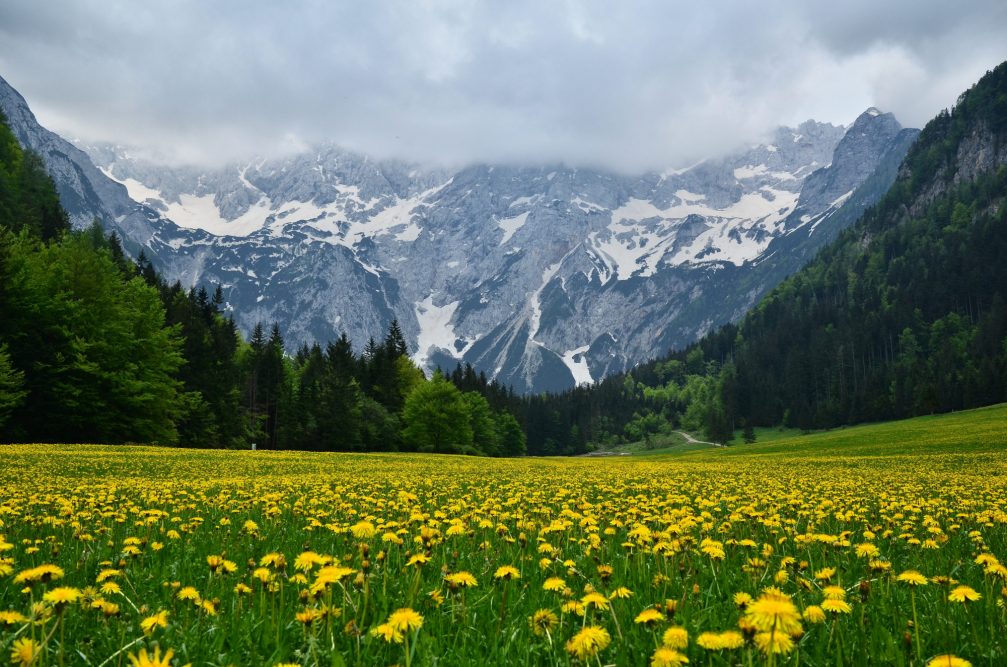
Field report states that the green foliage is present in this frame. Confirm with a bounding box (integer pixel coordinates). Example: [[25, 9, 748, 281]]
[[0, 342, 25, 427], [401, 372, 475, 454], [4, 232, 184, 443]]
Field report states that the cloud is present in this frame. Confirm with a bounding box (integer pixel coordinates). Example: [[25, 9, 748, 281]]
[[1, 0, 1005, 171]]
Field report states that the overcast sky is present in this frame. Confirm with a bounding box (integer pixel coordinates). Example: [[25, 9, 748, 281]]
[[1, 1, 1005, 171]]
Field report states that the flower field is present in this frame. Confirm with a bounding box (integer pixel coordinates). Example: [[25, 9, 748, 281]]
[[1, 406, 1006, 666]]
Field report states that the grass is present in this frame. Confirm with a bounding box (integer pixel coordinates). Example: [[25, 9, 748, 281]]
[[0, 403, 1005, 666]]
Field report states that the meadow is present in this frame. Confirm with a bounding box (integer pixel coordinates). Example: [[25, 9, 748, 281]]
[[1, 405, 1006, 666]]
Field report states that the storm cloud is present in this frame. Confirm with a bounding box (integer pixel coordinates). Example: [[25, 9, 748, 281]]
[[1, 0, 1005, 170]]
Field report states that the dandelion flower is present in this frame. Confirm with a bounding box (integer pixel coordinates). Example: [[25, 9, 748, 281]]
[[897, 570, 928, 586], [948, 586, 981, 603], [9, 638, 40, 666], [387, 607, 423, 633], [127, 647, 182, 667], [651, 647, 689, 667], [662, 625, 689, 649], [529, 609, 559, 636], [140, 610, 169, 635], [494, 565, 520, 580], [926, 656, 972, 667], [634, 608, 665, 626], [565, 626, 611, 660]]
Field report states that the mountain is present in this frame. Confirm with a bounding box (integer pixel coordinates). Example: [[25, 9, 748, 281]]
[[0, 73, 915, 393], [522, 61, 1007, 454]]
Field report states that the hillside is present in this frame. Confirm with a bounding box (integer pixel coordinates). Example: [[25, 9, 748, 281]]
[[518, 61, 1007, 452]]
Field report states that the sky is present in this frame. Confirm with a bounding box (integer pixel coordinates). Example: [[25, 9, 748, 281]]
[[1, 1, 1005, 172]]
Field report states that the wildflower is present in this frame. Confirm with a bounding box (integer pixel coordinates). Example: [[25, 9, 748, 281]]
[[0, 610, 28, 625], [177, 586, 201, 602], [926, 656, 972, 667], [406, 554, 429, 567], [351, 521, 376, 539], [822, 585, 846, 600], [43, 587, 81, 607], [897, 570, 928, 586], [543, 577, 566, 591], [814, 567, 836, 581], [100, 581, 122, 595], [651, 647, 689, 667], [754, 630, 795, 655], [565, 626, 611, 660], [9, 638, 40, 666], [608, 586, 633, 599], [821, 598, 853, 614], [128, 647, 182, 667], [696, 630, 745, 650], [733, 592, 752, 608], [494, 565, 520, 580], [444, 571, 477, 589], [581, 592, 611, 610], [369, 623, 403, 643], [802, 605, 826, 623], [140, 610, 169, 634], [662, 625, 689, 649], [387, 607, 423, 633], [948, 586, 981, 603], [529, 609, 559, 636], [743, 593, 803, 635], [634, 608, 665, 626]]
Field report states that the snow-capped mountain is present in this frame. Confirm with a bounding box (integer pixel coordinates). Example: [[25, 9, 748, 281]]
[[0, 73, 917, 393]]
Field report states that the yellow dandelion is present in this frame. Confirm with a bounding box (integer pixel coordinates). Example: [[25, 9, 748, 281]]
[[565, 626, 611, 660]]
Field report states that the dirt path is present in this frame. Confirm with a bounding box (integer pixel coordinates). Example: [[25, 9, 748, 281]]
[[674, 430, 725, 448]]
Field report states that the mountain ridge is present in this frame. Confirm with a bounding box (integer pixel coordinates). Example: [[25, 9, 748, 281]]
[[0, 72, 916, 392]]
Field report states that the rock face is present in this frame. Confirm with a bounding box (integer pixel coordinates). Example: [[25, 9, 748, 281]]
[[0, 73, 917, 393]]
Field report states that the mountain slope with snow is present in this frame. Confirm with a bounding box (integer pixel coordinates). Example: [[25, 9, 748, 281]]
[[0, 73, 916, 393]]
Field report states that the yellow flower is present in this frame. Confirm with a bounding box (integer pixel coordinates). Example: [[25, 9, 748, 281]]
[[822, 585, 846, 600], [294, 551, 324, 571], [696, 631, 744, 651], [733, 592, 753, 608], [543, 577, 566, 591], [494, 565, 520, 580], [743, 593, 802, 635], [926, 656, 972, 667], [369, 622, 403, 643], [754, 629, 795, 655], [140, 610, 169, 634], [529, 609, 559, 637], [948, 586, 981, 603], [444, 571, 477, 588], [897, 570, 928, 586], [651, 647, 689, 667], [802, 605, 826, 623], [0, 610, 28, 625], [128, 647, 184, 667], [406, 554, 430, 567], [351, 521, 376, 539], [814, 567, 836, 581], [821, 598, 852, 614], [42, 587, 81, 607], [387, 607, 423, 633], [100, 582, 122, 595], [581, 592, 611, 610], [9, 638, 40, 666], [634, 608, 665, 626], [565, 626, 611, 660], [608, 586, 633, 599], [177, 586, 201, 602], [662, 625, 689, 649]]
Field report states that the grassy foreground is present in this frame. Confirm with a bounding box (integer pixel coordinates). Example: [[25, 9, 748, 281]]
[[1, 405, 1006, 666]]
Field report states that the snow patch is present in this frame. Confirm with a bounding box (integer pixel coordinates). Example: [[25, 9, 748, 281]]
[[561, 345, 594, 386], [497, 211, 529, 244], [733, 164, 768, 179], [412, 295, 460, 369]]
